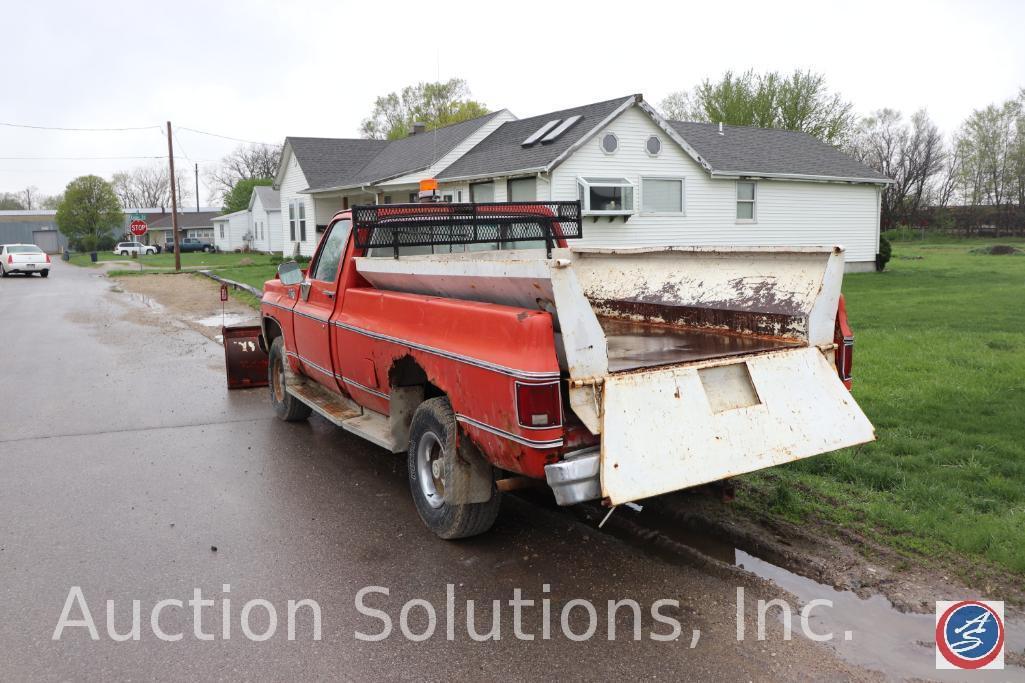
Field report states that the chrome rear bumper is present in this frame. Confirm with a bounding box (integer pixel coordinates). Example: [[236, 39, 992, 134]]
[[544, 447, 600, 506]]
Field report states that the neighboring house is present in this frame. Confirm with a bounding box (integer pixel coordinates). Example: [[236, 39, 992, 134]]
[[274, 94, 889, 269], [212, 209, 250, 252], [275, 110, 513, 256], [0, 210, 63, 253], [248, 186, 282, 253], [146, 211, 221, 246]]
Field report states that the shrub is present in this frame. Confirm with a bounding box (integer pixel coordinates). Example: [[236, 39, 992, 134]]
[[875, 236, 892, 271]]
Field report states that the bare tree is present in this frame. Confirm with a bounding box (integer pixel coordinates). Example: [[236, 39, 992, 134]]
[[20, 186, 39, 210], [111, 163, 191, 210], [204, 144, 282, 204], [853, 109, 946, 225]]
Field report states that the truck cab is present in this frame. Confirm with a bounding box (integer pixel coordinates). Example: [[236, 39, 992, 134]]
[[259, 197, 872, 539]]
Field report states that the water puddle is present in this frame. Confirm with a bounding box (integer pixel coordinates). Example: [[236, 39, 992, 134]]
[[193, 312, 257, 328], [594, 502, 1024, 681]]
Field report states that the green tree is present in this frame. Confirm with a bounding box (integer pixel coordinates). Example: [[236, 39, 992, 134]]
[[660, 69, 855, 146], [222, 178, 272, 214], [360, 79, 489, 140], [55, 175, 123, 251]]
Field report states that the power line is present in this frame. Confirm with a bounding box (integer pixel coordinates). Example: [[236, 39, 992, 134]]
[[176, 126, 277, 146], [0, 155, 167, 161], [0, 121, 161, 132]]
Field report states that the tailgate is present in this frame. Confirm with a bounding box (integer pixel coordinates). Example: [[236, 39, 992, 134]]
[[599, 346, 874, 504]]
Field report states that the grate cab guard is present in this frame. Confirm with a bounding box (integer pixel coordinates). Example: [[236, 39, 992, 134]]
[[352, 201, 582, 258]]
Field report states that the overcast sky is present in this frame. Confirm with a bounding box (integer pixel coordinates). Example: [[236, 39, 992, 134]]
[[2, 0, 1023, 203]]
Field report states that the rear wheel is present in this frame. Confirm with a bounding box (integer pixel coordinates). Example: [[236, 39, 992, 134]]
[[120, 250, 128, 256], [407, 397, 500, 539], [268, 337, 311, 422], [0, 266, 7, 278], [40, 270, 49, 278], [203, 246, 211, 253]]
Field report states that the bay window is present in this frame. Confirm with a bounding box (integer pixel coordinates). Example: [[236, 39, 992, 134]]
[[577, 177, 635, 215]]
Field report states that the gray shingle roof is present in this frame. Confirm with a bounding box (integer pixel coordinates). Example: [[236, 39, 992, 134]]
[[286, 112, 504, 193], [669, 121, 888, 181], [147, 211, 221, 229], [251, 185, 280, 209], [339, 111, 504, 189], [437, 96, 635, 180], [285, 137, 389, 192]]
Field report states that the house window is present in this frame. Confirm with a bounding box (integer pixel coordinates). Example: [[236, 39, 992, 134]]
[[507, 177, 536, 202], [383, 195, 392, 204], [298, 201, 307, 241], [642, 178, 684, 213], [470, 181, 494, 203], [736, 181, 756, 221], [289, 202, 296, 241], [645, 136, 662, 157], [600, 132, 619, 155], [577, 177, 635, 215], [408, 192, 418, 202], [219, 224, 225, 238]]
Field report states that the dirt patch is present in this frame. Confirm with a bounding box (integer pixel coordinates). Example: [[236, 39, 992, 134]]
[[109, 273, 259, 342], [970, 244, 1023, 255]]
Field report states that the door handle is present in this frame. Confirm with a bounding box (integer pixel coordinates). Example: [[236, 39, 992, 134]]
[[321, 289, 336, 298]]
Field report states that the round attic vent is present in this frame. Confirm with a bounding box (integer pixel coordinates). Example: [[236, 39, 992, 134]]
[[600, 132, 619, 155]]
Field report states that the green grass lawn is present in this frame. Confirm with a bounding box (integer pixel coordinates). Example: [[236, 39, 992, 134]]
[[69, 251, 277, 270], [741, 238, 1025, 575], [211, 265, 278, 292]]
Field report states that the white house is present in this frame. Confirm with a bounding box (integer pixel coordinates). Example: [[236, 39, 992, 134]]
[[274, 95, 890, 269], [212, 209, 250, 252], [248, 186, 282, 253]]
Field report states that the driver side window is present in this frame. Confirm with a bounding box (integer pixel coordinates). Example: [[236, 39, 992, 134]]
[[310, 219, 350, 282]]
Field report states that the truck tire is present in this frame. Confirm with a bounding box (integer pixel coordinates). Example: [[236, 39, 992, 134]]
[[40, 270, 49, 278], [268, 337, 312, 422], [407, 397, 501, 539]]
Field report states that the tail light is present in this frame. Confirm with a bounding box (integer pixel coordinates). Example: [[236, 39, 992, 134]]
[[45, 254, 51, 263], [516, 381, 562, 429], [834, 294, 854, 390], [6, 255, 11, 264]]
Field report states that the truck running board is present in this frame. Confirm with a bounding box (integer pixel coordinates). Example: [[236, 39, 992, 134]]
[[285, 372, 400, 453]]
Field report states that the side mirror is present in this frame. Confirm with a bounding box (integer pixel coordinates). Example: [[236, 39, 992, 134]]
[[277, 261, 303, 286]]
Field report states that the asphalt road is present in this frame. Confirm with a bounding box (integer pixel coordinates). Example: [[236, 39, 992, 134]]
[[0, 261, 873, 681]]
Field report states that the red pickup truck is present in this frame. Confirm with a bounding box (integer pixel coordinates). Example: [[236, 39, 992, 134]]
[[258, 200, 872, 539]]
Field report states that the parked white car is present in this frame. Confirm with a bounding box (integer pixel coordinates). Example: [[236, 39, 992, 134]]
[[114, 241, 158, 256], [0, 243, 51, 277]]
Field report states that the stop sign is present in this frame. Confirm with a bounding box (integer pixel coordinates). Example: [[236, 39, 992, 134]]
[[130, 219, 148, 236]]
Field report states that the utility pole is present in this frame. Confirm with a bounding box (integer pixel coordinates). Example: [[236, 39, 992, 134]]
[[167, 121, 181, 273], [195, 162, 200, 213]]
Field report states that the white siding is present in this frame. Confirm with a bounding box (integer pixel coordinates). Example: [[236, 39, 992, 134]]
[[267, 208, 283, 253], [228, 211, 251, 250], [212, 218, 231, 252], [278, 154, 317, 257], [549, 106, 880, 265]]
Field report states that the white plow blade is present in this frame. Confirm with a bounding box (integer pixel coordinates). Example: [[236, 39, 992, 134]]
[[600, 347, 875, 505]]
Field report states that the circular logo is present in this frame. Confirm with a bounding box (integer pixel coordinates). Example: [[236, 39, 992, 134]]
[[936, 601, 1004, 669]]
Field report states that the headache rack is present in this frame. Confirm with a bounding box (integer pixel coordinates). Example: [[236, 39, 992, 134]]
[[352, 201, 582, 258]]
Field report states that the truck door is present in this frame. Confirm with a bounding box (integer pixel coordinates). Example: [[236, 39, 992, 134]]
[[292, 219, 350, 391]]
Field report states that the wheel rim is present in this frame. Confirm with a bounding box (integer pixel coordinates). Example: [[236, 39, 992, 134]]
[[416, 431, 446, 509], [271, 354, 285, 402]]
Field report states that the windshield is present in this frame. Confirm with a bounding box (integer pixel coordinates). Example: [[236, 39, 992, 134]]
[[8, 245, 43, 254]]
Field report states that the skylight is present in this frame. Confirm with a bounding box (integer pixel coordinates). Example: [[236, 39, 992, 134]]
[[521, 119, 561, 147], [540, 115, 582, 144]]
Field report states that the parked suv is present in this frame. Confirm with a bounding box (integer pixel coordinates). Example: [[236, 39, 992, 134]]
[[167, 237, 213, 253], [114, 241, 158, 256]]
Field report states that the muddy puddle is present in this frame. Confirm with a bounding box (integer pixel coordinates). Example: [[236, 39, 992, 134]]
[[193, 312, 258, 328], [585, 501, 1025, 681]]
